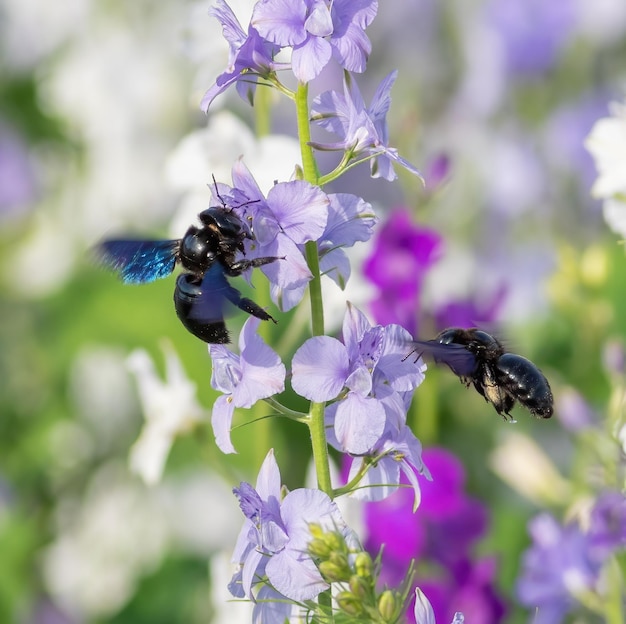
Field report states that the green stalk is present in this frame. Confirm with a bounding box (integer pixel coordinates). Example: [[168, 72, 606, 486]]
[[294, 82, 332, 496]]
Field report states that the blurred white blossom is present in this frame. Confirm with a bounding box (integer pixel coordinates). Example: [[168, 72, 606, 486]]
[[586, 99, 626, 236], [127, 343, 206, 486], [42, 463, 170, 618]]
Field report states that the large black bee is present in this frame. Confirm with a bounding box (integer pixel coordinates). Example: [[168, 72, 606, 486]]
[[97, 191, 281, 344], [406, 328, 553, 420]]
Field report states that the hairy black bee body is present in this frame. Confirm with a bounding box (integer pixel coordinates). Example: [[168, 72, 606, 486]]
[[98, 198, 280, 343], [407, 327, 553, 420]]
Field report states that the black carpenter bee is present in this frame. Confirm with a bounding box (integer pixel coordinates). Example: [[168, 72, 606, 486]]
[[97, 189, 281, 344], [406, 328, 553, 420]]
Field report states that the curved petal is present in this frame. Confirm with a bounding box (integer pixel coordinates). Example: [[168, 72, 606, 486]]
[[335, 393, 385, 454], [291, 35, 332, 82], [266, 550, 328, 601], [211, 394, 237, 454], [292, 336, 349, 401]]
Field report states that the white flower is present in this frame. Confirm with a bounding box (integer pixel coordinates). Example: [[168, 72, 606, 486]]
[[586, 99, 626, 235], [127, 343, 205, 485]]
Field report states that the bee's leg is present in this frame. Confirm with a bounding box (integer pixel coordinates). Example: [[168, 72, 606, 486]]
[[226, 256, 284, 276], [223, 287, 278, 324]]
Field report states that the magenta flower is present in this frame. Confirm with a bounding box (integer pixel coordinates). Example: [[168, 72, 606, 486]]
[[364, 448, 506, 624], [363, 209, 443, 335], [209, 317, 286, 453], [311, 72, 423, 181], [229, 449, 348, 621]]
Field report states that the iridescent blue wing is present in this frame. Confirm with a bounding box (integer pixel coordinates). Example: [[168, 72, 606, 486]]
[[407, 339, 477, 378], [98, 239, 179, 284]]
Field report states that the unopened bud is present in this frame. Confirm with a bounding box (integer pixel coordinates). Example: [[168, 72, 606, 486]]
[[349, 574, 370, 600], [354, 551, 374, 579], [378, 589, 400, 622], [308, 538, 331, 558], [336, 591, 364, 617], [318, 561, 345, 583]]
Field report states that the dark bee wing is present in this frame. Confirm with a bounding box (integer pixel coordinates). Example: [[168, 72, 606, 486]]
[[406, 339, 478, 378], [98, 239, 179, 284]]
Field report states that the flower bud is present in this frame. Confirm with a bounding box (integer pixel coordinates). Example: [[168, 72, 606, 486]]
[[318, 561, 346, 583], [308, 537, 332, 558], [354, 551, 374, 579], [336, 591, 364, 617], [348, 574, 370, 600], [378, 589, 400, 622]]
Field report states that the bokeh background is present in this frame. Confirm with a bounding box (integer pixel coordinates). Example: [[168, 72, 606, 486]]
[[1, 0, 625, 622]]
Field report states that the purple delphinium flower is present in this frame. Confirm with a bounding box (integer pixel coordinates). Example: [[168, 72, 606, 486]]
[[364, 448, 506, 624], [311, 71, 423, 181], [224, 158, 329, 311], [209, 317, 286, 453], [291, 302, 425, 455], [344, 420, 431, 510], [252, 0, 378, 83], [588, 490, 626, 559], [516, 513, 601, 624], [229, 448, 347, 620], [363, 209, 443, 335], [276, 192, 378, 309], [433, 284, 506, 332], [201, 0, 286, 111], [484, 0, 576, 76]]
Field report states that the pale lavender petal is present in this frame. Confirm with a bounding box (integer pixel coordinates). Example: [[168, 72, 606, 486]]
[[291, 35, 332, 82], [266, 550, 328, 600], [267, 180, 329, 244], [305, 0, 333, 36], [242, 546, 265, 599], [253, 586, 294, 624], [414, 588, 436, 624], [345, 364, 373, 396], [342, 302, 372, 354], [270, 281, 307, 311], [324, 193, 377, 247], [348, 455, 399, 502], [292, 336, 349, 401], [209, 345, 241, 394], [211, 394, 237, 454], [255, 448, 282, 500], [252, 0, 308, 45], [234, 322, 285, 407], [262, 236, 312, 289], [320, 247, 350, 289], [211, 0, 247, 52], [280, 488, 343, 550], [335, 393, 385, 454], [369, 70, 397, 121], [231, 158, 265, 202], [331, 21, 371, 72]]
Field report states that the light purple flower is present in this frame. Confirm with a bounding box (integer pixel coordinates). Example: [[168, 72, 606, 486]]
[[229, 449, 347, 610], [516, 513, 601, 624], [209, 317, 286, 453], [291, 303, 425, 454], [485, 0, 576, 76], [311, 71, 423, 181], [252, 0, 378, 82], [588, 490, 626, 558], [229, 159, 330, 311], [201, 0, 286, 111], [345, 422, 431, 509]]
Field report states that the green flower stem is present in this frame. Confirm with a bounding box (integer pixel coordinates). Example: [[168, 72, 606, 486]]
[[295, 81, 332, 497]]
